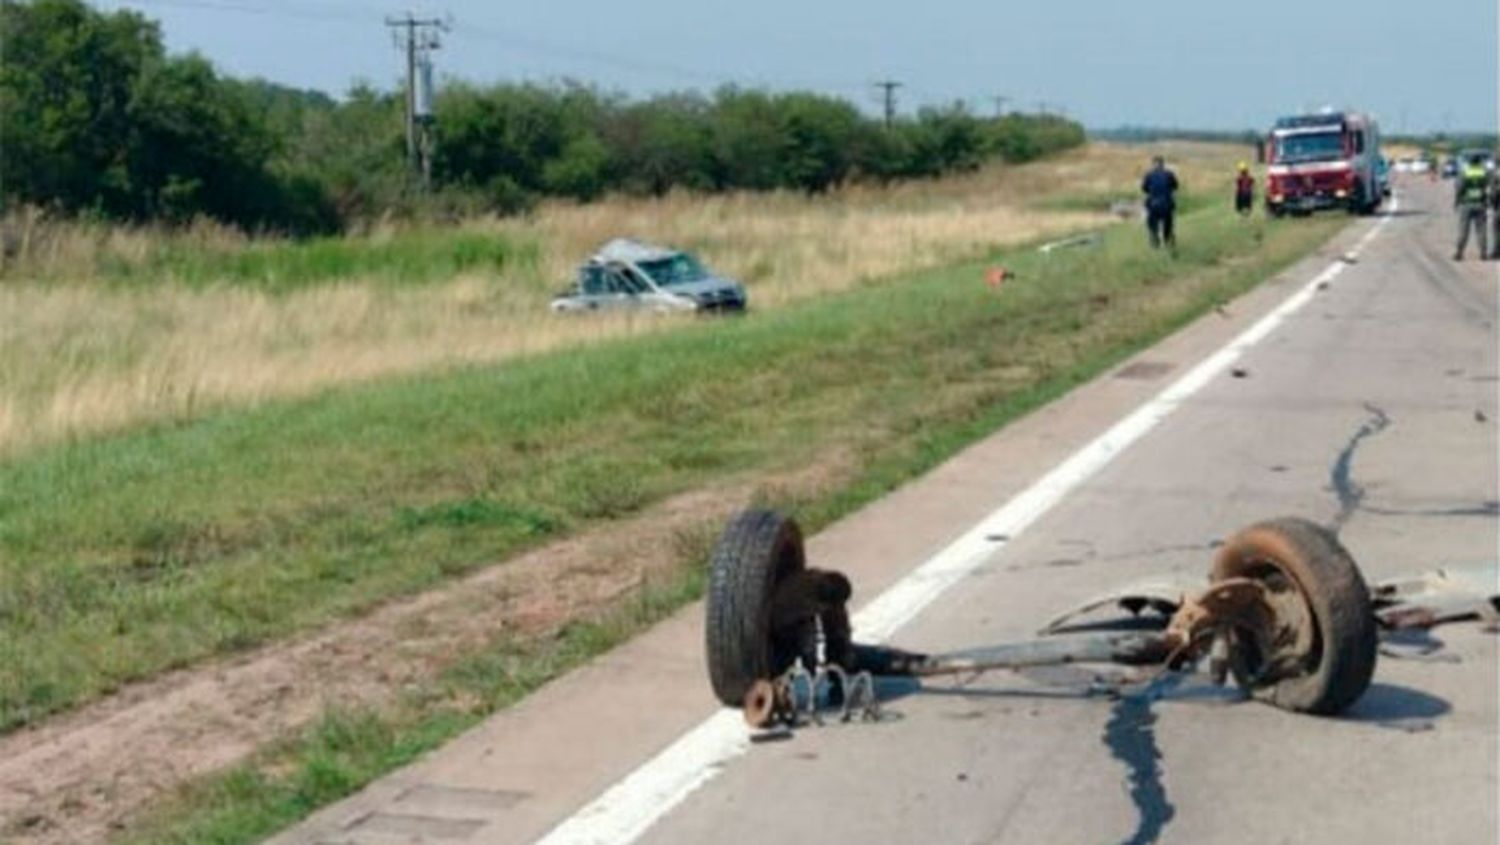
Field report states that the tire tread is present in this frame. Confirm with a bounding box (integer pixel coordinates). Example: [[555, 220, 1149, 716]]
[[705, 510, 804, 706], [1212, 517, 1376, 715]]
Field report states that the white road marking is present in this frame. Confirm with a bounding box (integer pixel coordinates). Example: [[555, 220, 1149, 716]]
[[533, 201, 1399, 845]]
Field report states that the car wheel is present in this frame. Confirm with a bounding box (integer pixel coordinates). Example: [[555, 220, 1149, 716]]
[[705, 510, 808, 707], [1211, 517, 1377, 715]]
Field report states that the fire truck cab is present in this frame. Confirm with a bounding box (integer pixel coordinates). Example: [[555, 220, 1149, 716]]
[[1265, 111, 1382, 217]]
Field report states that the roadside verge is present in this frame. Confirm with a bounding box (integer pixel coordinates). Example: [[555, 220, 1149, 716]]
[[2, 204, 1347, 845]]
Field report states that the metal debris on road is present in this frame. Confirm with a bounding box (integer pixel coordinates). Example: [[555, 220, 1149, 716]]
[[1038, 232, 1103, 254], [706, 511, 1470, 733]]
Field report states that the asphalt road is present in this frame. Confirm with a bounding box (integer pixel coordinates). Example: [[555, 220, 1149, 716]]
[[278, 177, 1497, 845]]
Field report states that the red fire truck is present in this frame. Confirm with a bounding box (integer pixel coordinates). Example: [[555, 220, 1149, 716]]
[[1265, 111, 1382, 216]]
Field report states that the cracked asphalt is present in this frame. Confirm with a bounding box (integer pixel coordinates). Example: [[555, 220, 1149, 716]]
[[645, 180, 1497, 845], [275, 178, 1496, 845]]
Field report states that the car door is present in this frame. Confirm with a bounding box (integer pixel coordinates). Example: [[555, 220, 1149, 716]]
[[562, 264, 612, 312], [597, 264, 648, 311], [573, 265, 639, 312]]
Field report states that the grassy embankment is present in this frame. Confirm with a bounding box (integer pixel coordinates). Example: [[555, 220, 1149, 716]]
[[0, 202, 1345, 844], [0, 144, 1234, 455]]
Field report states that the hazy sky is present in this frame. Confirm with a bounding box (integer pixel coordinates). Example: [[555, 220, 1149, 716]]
[[93, 0, 1499, 133]]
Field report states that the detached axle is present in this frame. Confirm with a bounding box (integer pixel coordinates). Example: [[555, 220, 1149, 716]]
[[857, 631, 1173, 677], [706, 512, 1382, 728]]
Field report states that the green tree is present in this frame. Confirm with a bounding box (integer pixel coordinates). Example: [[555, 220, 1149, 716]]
[[707, 89, 782, 190], [543, 133, 611, 200], [126, 54, 272, 222], [1, 0, 337, 232], [1, 0, 159, 214], [774, 93, 861, 192], [1, 0, 1088, 231], [285, 82, 406, 221], [607, 94, 713, 196], [435, 83, 572, 195]]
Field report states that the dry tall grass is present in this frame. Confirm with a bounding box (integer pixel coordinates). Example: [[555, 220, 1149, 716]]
[[0, 142, 1240, 454]]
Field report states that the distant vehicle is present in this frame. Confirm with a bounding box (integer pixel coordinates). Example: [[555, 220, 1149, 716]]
[[1455, 148, 1496, 169], [1264, 110, 1382, 216], [551, 239, 748, 315], [1441, 158, 1459, 179]]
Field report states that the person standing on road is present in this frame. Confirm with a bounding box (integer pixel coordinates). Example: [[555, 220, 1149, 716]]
[[1487, 160, 1500, 259], [1234, 162, 1255, 216], [1141, 156, 1179, 250], [1453, 152, 1489, 260]]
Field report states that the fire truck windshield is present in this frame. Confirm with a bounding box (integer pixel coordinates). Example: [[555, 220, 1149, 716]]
[[1275, 131, 1345, 163]]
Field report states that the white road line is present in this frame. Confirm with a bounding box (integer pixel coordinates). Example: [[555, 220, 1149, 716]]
[[533, 201, 1399, 845]]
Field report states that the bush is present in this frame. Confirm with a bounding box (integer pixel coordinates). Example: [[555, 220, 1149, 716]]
[[1, 0, 340, 234], [2, 0, 1088, 233]]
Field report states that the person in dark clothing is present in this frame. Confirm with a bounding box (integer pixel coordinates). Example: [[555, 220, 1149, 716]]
[[1488, 163, 1500, 259], [1141, 156, 1180, 249], [1234, 161, 1255, 215]]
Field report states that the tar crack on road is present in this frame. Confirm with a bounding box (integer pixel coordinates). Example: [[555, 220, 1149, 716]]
[[1102, 672, 1184, 845], [1328, 402, 1390, 532]]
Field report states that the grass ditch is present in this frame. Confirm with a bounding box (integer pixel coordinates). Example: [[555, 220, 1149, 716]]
[[1, 142, 1232, 456], [107, 205, 1349, 845]]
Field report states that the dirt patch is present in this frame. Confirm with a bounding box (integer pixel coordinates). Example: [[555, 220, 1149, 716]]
[[0, 453, 859, 845]]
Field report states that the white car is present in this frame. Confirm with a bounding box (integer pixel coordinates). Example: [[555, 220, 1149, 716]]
[[551, 239, 748, 315]]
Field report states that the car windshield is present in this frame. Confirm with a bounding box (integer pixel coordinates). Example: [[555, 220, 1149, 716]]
[[638, 253, 709, 287], [1276, 131, 1344, 163]]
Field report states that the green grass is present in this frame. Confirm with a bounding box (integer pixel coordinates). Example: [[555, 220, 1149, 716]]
[[1035, 188, 1223, 216], [0, 202, 1344, 740], [94, 228, 539, 292], [81, 203, 1350, 844]]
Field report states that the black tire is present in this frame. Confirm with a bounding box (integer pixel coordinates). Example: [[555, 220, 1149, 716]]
[[1347, 185, 1365, 216], [1211, 517, 1377, 715], [705, 510, 806, 707]]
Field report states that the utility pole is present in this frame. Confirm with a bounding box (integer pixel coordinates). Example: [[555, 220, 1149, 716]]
[[385, 12, 447, 188], [874, 80, 902, 127], [991, 95, 1010, 118]]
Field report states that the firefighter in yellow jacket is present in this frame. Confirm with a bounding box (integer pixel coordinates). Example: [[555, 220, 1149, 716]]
[[1453, 151, 1490, 260], [1488, 160, 1500, 259]]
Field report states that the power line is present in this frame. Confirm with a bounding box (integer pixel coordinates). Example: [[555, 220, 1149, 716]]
[[457, 22, 730, 88], [109, 2, 921, 113], [456, 23, 869, 96]]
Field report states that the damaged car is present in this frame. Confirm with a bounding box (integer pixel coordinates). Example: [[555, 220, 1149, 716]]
[[551, 239, 748, 315]]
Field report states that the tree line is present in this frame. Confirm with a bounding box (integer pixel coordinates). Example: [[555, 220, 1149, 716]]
[[1, 0, 1087, 235]]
